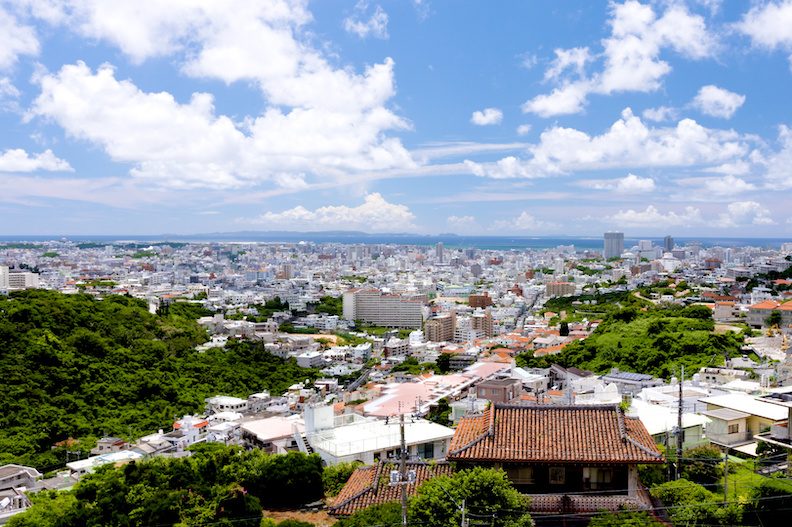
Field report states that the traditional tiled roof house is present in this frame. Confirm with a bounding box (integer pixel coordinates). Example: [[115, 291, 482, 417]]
[[447, 404, 663, 515], [329, 461, 454, 516]]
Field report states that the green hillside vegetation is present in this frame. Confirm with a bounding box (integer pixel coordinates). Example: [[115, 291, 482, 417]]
[[8, 445, 324, 527], [0, 291, 318, 470], [518, 303, 741, 378]]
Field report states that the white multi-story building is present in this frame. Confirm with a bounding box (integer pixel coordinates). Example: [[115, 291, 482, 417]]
[[342, 288, 426, 328]]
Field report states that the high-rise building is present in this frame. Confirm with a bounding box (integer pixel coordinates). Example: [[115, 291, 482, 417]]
[[471, 309, 494, 338], [663, 235, 674, 252], [603, 232, 624, 259], [342, 288, 426, 328], [0, 266, 8, 289], [425, 311, 456, 342], [435, 242, 444, 263]]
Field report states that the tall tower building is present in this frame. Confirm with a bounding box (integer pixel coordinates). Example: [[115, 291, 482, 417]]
[[603, 232, 624, 259], [663, 235, 674, 252], [435, 242, 444, 263]]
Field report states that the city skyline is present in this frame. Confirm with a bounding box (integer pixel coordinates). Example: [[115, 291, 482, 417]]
[[1, 1, 792, 236]]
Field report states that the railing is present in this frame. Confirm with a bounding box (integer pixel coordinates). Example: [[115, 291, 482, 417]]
[[706, 431, 754, 446]]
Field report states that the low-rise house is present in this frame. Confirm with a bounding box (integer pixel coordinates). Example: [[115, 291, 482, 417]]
[[66, 451, 143, 478], [447, 404, 663, 515], [701, 393, 788, 451], [90, 437, 129, 456], [0, 465, 41, 491], [240, 415, 304, 453], [475, 378, 522, 404], [601, 368, 663, 396]]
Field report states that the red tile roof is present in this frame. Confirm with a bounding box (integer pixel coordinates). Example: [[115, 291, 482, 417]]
[[329, 461, 454, 516], [447, 404, 662, 464]]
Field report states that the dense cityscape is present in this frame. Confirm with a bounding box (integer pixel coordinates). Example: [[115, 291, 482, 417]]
[[3, 0, 792, 525], [1, 234, 792, 525]]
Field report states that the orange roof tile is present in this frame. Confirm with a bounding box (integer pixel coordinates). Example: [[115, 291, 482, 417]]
[[447, 404, 663, 465], [329, 461, 454, 516]]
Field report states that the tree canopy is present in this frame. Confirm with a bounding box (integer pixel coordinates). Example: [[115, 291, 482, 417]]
[[0, 290, 318, 470]]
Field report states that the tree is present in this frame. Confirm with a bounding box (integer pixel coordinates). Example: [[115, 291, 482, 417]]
[[747, 478, 792, 526], [436, 353, 451, 373], [410, 468, 533, 527], [650, 479, 742, 526], [766, 309, 783, 327], [335, 502, 402, 527], [681, 444, 722, 485], [426, 398, 451, 425], [559, 321, 569, 336], [323, 461, 362, 497], [588, 510, 663, 527]]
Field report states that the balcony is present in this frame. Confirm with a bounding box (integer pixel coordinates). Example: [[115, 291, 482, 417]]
[[706, 431, 754, 447]]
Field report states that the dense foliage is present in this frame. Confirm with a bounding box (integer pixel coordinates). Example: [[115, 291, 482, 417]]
[[322, 461, 362, 497], [745, 478, 792, 526], [410, 468, 534, 527], [311, 295, 343, 317], [650, 479, 742, 526], [8, 445, 324, 527], [587, 510, 664, 526], [0, 291, 318, 469], [518, 303, 740, 378]]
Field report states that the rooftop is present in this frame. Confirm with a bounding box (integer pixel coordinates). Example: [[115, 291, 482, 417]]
[[448, 404, 663, 464]]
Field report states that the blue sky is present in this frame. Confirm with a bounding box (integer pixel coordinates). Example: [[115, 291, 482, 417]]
[[1, 0, 792, 237]]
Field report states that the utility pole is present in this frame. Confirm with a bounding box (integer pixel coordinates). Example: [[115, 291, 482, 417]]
[[399, 412, 408, 527], [676, 365, 684, 479], [723, 448, 729, 500]]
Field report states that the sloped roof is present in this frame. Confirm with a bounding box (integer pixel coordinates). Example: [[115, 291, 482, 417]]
[[329, 461, 454, 516], [447, 404, 663, 464]]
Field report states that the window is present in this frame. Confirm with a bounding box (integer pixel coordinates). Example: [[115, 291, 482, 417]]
[[506, 466, 534, 484], [549, 466, 565, 485], [417, 442, 435, 459], [728, 423, 739, 434]]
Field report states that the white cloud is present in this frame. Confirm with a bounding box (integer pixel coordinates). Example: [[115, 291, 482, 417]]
[[0, 5, 39, 70], [701, 175, 755, 196], [704, 160, 750, 175], [516, 124, 532, 136], [344, 2, 389, 39], [447, 215, 478, 231], [519, 52, 538, 70], [467, 108, 748, 179], [524, 1, 715, 117], [0, 148, 72, 172], [241, 193, 416, 232], [470, 107, 503, 126], [716, 201, 775, 227], [736, 1, 792, 52], [544, 47, 591, 81], [521, 82, 590, 117], [761, 125, 792, 189], [609, 205, 703, 227], [584, 173, 656, 193], [692, 85, 745, 119], [29, 55, 412, 189], [642, 106, 677, 122], [494, 211, 557, 232]]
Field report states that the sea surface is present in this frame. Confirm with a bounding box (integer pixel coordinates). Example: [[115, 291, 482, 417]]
[[0, 233, 789, 250]]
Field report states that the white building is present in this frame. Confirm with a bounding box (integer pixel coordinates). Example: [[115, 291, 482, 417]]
[[304, 405, 454, 465], [342, 288, 426, 328], [205, 395, 248, 414], [297, 351, 325, 369]]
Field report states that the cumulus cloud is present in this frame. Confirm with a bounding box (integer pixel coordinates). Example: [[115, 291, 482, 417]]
[[22, 1, 414, 190], [470, 107, 503, 126], [241, 193, 416, 232], [494, 211, 557, 232], [584, 173, 656, 193], [29, 57, 411, 189], [609, 205, 703, 227], [344, 2, 389, 39], [0, 5, 39, 70], [447, 215, 478, 231], [761, 125, 792, 189], [716, 201, 775, 227], [702, 175, 755, 196], [516, 124, 532, 136], [736, 1, 792, 55], [466, 108, 748, 179], [523, 1, 715, 117], [692, 85, 745, 118], [0, 148, 72, 172], [642, 106, 677, 122]]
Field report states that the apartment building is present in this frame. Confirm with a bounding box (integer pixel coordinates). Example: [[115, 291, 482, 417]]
[[342, 288, 426, 328], [425, 311, 456, 342]]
